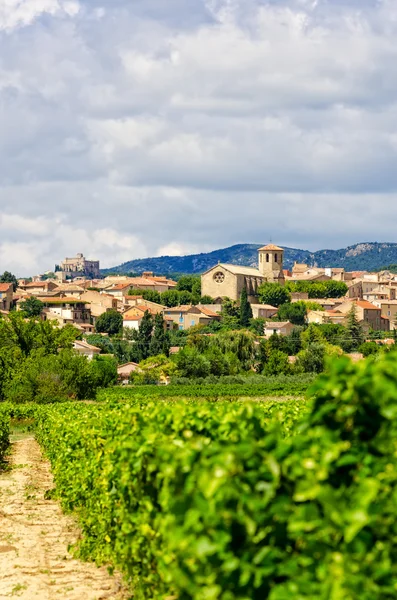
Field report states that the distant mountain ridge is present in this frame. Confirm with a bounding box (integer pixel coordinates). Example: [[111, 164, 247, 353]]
[[103, 242, 397, 275]]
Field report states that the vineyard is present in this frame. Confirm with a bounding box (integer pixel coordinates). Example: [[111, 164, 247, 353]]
[[1, 353, 397, 598], [98, 374, 313, 402]]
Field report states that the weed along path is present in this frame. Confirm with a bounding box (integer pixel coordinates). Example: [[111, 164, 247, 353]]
[[0, 438, 127, 600]]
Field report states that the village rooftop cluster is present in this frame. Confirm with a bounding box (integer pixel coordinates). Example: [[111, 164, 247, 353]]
[[0, 247, 396, 364]]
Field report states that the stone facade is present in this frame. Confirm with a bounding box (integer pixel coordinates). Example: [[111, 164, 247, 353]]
[[201, 244, 285, 302], [56, 253, 100, 279]]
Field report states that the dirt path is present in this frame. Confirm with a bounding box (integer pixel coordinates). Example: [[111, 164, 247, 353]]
[[0, 438, 128, 600]]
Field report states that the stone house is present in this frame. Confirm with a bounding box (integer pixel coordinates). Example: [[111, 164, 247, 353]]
[[164, 305, 221, 331], [80, 290, 120, 322], [0, 283, 13, 311], [18, 281, 58, 295], [250, 304, 278, 319], [73, 339, 101, 360], [201, 244, 285, 302], [373, 300, 397, 329], [117, 362, 141, 381], [263, 321, 295, 337], [337, 300, 389, 332], [38, 297, 91, 325]]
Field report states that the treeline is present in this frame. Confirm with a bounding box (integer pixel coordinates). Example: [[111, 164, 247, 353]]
[[0, 313, 117, 403]]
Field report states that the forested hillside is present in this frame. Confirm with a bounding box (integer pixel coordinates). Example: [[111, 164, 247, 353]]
[[103, 241, 397, 275]]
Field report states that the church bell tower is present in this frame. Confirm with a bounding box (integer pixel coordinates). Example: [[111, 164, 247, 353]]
[[258, 244, 285, 285]]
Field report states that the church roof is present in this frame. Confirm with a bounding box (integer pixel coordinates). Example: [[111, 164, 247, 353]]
[[258, 244, 284, 251], [218, 264, 263, 277]]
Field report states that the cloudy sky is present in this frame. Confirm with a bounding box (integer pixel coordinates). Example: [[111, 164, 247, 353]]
[[1, 0, 396, 275]]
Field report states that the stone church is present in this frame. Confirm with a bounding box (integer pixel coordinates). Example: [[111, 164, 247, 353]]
[[201, 244, 285, 302]]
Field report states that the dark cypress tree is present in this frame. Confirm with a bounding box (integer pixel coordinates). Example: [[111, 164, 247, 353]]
[[135, 311, 154, 361], [344, 304, 365, 351], [149, 313, 171, 357], [239, 287, 253, 327]]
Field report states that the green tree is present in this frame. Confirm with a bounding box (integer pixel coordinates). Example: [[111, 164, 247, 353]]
[[220, 298, 240, 328], [258, 283, 291, 308], [358, 341, 380, 357], [297, 342, 326, 373], [19, 297, 44, 318], [161, 290, 181, 308], [135, 311, 154, 361], [177, 276, 200, 293], [301, 323, 326, 349], [277, 301, 307, 326], [174, 346, 211, 378], [149, 313, 171, 357], [342, 305, 365, 352], [239, 287, 253, 327], [95, 310, 123, 335], [263, 349, 291, 376]]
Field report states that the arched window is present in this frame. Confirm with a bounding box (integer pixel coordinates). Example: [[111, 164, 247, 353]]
[[266, 254, 269, 263], [275, 253, 278, 263], [260, 253, 262, 263]]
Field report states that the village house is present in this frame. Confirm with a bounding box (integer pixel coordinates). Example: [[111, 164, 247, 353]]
[[163, 305, 221, 331], [73, 339, 101, 360], [0, 283, 13, 311], [80, 290, 121, 322], [337, 300, 390, 332], [122, 297, 166, 314], [250, 304, 278, 319], [373, 300, 397, 329], [263, 321, 295, 338], [117, 362, 141, 382], [18, 281, 58, 295], [202, 244, 285, 302], [363, 285, 396, 303], [34, 297, 91, 326]]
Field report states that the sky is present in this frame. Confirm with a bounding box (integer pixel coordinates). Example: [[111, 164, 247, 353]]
[[1, 0, 397, 275]]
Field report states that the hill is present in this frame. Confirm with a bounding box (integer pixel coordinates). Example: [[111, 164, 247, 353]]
[[102, 242, 397, 275]]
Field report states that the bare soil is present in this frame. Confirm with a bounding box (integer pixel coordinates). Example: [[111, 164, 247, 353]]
[[0, 438, 128, 600]]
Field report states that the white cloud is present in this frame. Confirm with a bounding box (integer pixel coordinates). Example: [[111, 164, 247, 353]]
[[0, 0, 397, 274]]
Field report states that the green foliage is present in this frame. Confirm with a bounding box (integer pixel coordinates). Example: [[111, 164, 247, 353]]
[[277, 300, 307, 325], [262, 349, 291, 375], [95, 310, 123, 335], [35, 398, 305, 598], [296, 342, 326, 373], [37, 351, 397, 599], [176, 275, 201, 293], [19, 296, 44, 317], [98, 375, 313, 400], [149, 313, 171, 357], [239, 287, 253, 327], [358, 341, 381, 357], [258, 283, 291, 307], [301, 322, 326, 348], [286, 279, 348, 298], [341, 305, 365, 352], [0, 314, 111, 403]]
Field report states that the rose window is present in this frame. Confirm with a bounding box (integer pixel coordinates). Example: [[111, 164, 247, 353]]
[[214, 272, 225, 284]]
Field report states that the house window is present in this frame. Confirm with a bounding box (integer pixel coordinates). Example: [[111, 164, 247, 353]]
[[191, 320, 195, 326], [179, 317, 183, 323], [179, 325, 183, 331], [388, 311, 391, 316]]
